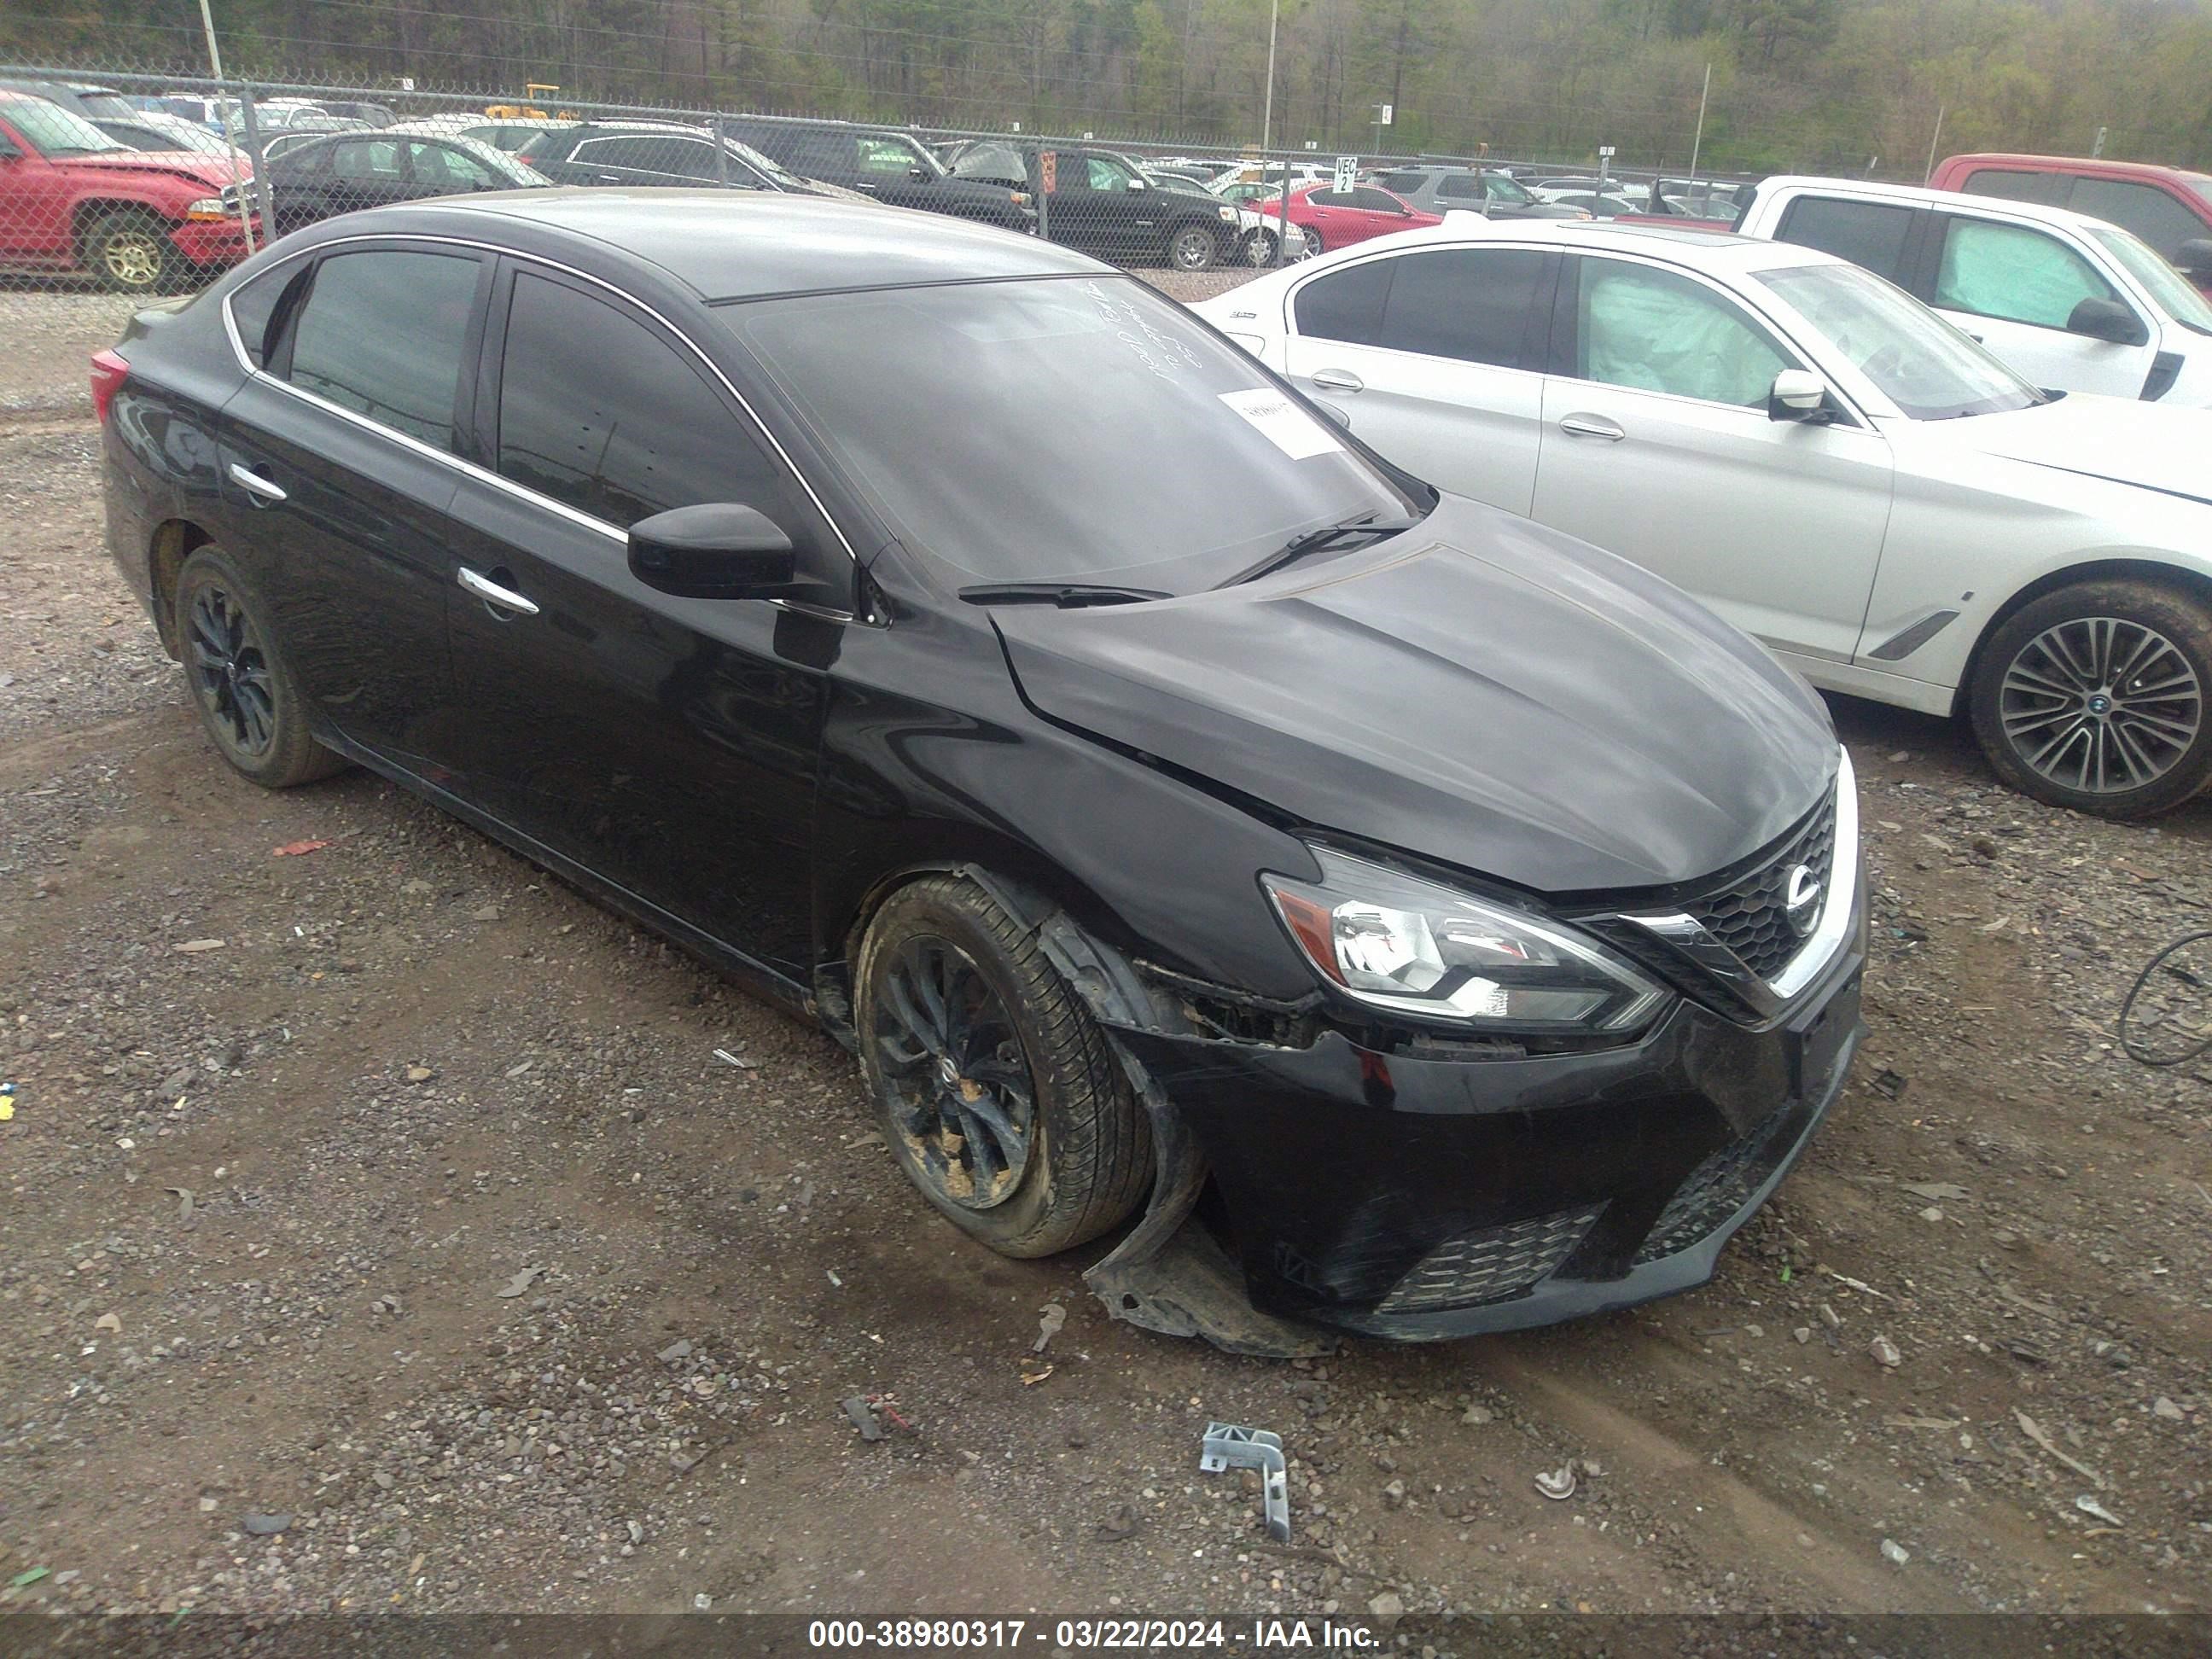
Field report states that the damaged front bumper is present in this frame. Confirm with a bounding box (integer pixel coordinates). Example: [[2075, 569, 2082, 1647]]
[[1080, 910, 1865, 1348]]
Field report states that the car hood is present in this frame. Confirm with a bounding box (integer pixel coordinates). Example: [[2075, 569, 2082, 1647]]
[[1912, 393, 2212, 505], [56, 149, 242, 189], [992, 496, 1836, 895]]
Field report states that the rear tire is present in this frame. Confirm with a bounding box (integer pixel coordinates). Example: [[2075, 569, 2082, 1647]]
[[81, 209, 182, 295], [1302, 225, 1326, 254], [174, 546, 348, 789], [854, 874, 1150, 1258], [1969, 578, 2212, 818]]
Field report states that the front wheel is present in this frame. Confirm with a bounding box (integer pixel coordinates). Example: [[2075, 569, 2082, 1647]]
[[1243, 228, 1279, 267], [1969, 579, 2212, 818], [82, 209, 180, 295], [854, 875, 1151, 1257], [1167, 222, 1220, 272]]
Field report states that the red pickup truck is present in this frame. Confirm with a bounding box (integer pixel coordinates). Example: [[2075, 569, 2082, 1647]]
[[0, 88, 252, 293], [1928, 153, 2212, 294]]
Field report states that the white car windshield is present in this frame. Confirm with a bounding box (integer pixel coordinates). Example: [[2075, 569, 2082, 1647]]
[[1755, 262, 2042, 420], [2088, 226, 2212, 335]]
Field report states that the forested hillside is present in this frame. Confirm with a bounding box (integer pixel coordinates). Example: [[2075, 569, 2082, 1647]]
[[7, 0, 2211, 174]]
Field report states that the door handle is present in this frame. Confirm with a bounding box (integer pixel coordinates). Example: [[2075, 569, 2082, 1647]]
[[1310, 368, 1365, 393], [458, 566, 539, 616], [228, 463, 287, 504], [1558, 413, 1626, 441]]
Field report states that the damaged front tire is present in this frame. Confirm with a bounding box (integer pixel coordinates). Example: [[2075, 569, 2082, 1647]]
[[855, 873, 1152, 1256]]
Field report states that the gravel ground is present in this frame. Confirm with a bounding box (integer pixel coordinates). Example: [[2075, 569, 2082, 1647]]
[[0, 288, 2209, 1623]]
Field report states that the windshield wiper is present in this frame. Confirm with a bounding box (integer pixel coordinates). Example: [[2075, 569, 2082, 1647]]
[[1223, 512, 1418, 587], [958, 581, 1171, 608]]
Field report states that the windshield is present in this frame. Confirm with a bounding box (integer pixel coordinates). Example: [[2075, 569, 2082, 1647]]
[[139, 119, 224, 154], [725, 275, 1423, 591], [1757, 261, 2041, 420], [1485, 173, 1533, 203], [725, 134, 805, 188], [2088, 226, 2212, 335], [7, 99, 125, 155]]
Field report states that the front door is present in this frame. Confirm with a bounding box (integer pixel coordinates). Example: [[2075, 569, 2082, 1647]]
[[1050, 151, 1152, 256], [1528, 252, 1895, 664], [1924, 212, 2155, 399], [1283, 243, 1557, 515], [214, 242, 486, 772], [443, 260, 837, 980]]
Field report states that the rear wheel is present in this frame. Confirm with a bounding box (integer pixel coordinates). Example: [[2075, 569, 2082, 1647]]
[[1167, 222, 1220, 272], [175, 546, 347, 789], [82, 209, 181, 295], [1302, 225, 1326, 254], [1969, 579, 2212, 818], [854, 875, 1150, 1257]]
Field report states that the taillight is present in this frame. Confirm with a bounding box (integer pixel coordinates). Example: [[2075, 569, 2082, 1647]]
[[90, 348, 129, 425]]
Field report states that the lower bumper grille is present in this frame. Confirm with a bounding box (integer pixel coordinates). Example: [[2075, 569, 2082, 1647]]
[[1376, 1204, 1605, 1314], [1634, 1109, 1796, 1264]]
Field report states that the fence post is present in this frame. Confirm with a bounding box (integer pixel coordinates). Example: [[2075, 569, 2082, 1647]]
[[711, 114, 731, 185], [1273, 166, 1290, 268], [1031, 149, 1050, 243], [236, 84, 268, 245]]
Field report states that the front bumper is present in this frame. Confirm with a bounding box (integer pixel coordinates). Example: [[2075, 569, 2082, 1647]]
[[1109, 903, 1865, 1342], [170, 217, 254, 269]]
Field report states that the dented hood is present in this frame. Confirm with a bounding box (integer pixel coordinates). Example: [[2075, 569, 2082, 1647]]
[[1916, 391, 2212, 506], [61, 149, 244, 190], [993, 496, 1837, 895]]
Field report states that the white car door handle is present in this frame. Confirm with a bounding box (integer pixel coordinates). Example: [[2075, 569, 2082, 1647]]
[[228, 463, 287, 504], [458, 566, 539, 616], [1558, 413, 1626, 441], [1310, 368, 1365, 393]]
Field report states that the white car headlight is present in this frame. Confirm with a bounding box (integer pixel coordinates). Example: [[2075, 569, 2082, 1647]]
[[1263, 848, 1670, 1033], [1217, 205, 1237, 223]]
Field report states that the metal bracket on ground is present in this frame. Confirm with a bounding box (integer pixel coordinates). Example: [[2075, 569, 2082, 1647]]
[[1199, 1422, 1291, 1542]]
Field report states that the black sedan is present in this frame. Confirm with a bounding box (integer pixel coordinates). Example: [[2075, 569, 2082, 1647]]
[[253, 131, 541, 233], [96, 192, 1865, 1348], [516, 120, 864, 203]]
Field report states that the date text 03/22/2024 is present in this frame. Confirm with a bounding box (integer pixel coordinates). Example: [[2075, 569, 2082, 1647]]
[[806, 1620, 1383, 1650]]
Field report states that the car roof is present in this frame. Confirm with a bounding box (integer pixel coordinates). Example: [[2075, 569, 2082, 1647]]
[[1385, 217, 1836, 266], [395, 189, 1103, 300], [1755, 174, 2147, 237], [1941, 151, 2212, 189]]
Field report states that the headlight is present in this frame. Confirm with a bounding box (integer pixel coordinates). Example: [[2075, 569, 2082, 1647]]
[[1010, 190, 1031, 206], [1262, 848, 1669, 1033], [1217, 205, 1237, 222], [184, 197, 234, 220]]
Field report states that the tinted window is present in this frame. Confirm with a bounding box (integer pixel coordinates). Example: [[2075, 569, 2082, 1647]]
[[1933, 218, 2116, 329], [1377, 248, 1548, 367], [1773, 196, 1917, 281], [1294, 259, 1394, 345], [1574, 259, 1792, 407], [496, 271, 789, 529], [2068, 178, 2209, 262], [1307, 189, 1355, 208], [228, 262, 310, 369], [331, 138, 404, 179], [1959, 167, 2068, 207], [1350, 187, 1405, 213], [1436, 174, 1486, 201], [1080, 154, 1138, 191], [286, 250, 480, 449], [1375, 171, 1424, 192], [573, 135, 696, 175], [408, 141, 496, 189], [950, 142, 1027, 184]]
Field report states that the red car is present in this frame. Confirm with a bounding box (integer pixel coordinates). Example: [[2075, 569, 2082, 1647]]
[[0, 89, 253, 293], [1286, 183, 1441, 253]]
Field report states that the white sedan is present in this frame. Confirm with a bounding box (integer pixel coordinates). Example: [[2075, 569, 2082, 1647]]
[[1194, 221, 2212, 818]]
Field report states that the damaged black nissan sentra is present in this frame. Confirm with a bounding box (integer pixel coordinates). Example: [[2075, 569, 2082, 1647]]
[[98, 191, 1864, 1348]]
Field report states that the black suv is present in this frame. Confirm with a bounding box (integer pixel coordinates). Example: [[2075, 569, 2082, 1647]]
[[721, 118, 1034, 233], [944, 139, 1243, 270], [518, 121, 863, 202]]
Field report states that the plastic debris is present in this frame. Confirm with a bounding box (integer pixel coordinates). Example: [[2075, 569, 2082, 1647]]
[[1534, 1464, 1578, 1501], [495, 1265, 544, 1299], [93, 1313, 120, 1335], [692, 1593, 712, 1611], [271, 839, 330, 857], [2016, 1409, 2107, 1489], [1870, 1334, 1902, 1368], [241, 1512, 293, 1536], [172, 938, 226, 954], [1020, 1359, 1055, 1386], [9, 1567, 50, 1588], [712, 1048, 756, 1070], [1199, 1422, 1290, 1542], [2075, 1495, 2123, 1528], [1033, 1301, 1066, 1354], [0, 1081, 15, 1122], [166, 1186, 195, 1224], [1870, 1068, 1907, 1099], [841, 1395, 884, 1442], [1880, 1539, 1909, 1566]]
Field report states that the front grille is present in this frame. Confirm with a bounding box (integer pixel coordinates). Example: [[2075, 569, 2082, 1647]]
[[1633, 1110, 1796, 1264], [1376, 1205, 1604, 1314], [1685, 792, 1838, 984]]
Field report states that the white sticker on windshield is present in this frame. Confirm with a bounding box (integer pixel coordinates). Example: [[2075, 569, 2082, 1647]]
[[1219, 387, 1343, 461]]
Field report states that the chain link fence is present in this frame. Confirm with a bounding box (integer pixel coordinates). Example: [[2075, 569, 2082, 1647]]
[[0, 61, 1759, 301]]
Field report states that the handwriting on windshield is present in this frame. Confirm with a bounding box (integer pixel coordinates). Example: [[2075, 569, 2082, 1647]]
[[1079, 280, 1206, 382]]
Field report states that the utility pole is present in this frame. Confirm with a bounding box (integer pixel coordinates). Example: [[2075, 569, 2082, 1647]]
[[197, 0, 255, 253], [1685, 61, 1710, 193], [1261, 0, 1280, 150], [1924, 102, 1946, 183]]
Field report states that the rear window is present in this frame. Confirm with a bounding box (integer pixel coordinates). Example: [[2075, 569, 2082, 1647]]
[[1773, 196, 1917, 282], [284, 249, 480, 451], [1959, 168, 2068, 207]]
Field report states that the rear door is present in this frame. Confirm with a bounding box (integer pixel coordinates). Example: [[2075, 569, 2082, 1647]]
[[1923, 211, 2153, 396], [1766, 192, 1924, 288], [1282, 242, 1556, 514], [1528, 251, 1894, 663], [442, 261, 839, 977], [215, 242, 487, 771]]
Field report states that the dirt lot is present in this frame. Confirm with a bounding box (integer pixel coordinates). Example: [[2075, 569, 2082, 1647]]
[[0, 288, 2209, 1623]]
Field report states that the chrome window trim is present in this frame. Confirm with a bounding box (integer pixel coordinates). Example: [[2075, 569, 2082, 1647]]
[[216, 229, 865, 587], [1620, 744, 1860, 1017]]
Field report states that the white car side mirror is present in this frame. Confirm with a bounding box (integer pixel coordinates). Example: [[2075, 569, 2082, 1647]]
[[1768, 369, 1829, 423]]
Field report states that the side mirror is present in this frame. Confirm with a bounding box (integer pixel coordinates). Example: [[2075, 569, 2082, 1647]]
[[628, 503, 797, 599], [1767, 368, 1831, 422], [0, 136, 20, 160], [2174, 237, 2212, 276], [2066, 295, 2149, 347]]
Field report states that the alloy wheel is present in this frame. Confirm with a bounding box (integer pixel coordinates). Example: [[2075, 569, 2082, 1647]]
[[1171, 228, 1215, 271], [1245, 230, 1278, 266], [870, 934, 1035, 1210], [1999, 614, 2202, 795], [102, 230, 162, 289], [187, 585, 278, 759]]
